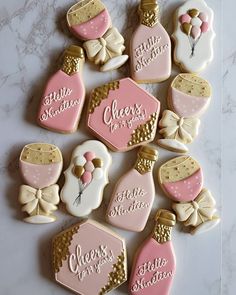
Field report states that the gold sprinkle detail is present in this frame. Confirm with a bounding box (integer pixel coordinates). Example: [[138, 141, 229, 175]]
[[152, 224, 172, 244], [62, 56, 84, 75], [135, 157, 155, 174], [88, 81, 120, 114], [128, 112, 158, 147], [52, 226, 79, 273], [99, 251, 127, 294]]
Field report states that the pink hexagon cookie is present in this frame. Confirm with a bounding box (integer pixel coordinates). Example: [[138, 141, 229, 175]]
[[52, 219, 127, 295], [87, 78, 160, 152]]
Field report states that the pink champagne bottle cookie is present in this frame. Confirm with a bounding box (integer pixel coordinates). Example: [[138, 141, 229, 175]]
[[37, 45, 85, 133], [52, 219, 127, 295], [129, 209, 176, 295], [130, 0, 171, 83], [106, 146, 158, 232], [18, 143, 63, 224]]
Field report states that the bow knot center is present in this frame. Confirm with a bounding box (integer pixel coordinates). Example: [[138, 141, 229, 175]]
[[192, 201, 199, 210], [178, 118, 184, 127], [36, 190, 42, 199], [99, 37, 107, 47]]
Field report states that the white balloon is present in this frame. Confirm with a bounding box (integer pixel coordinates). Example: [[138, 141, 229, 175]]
[[191, 17, 202, 27], [74, 156, 86, 166], [93, 168, 103, 180]]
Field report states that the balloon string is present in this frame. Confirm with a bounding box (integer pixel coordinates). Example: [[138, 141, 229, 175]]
[[190, 34, 202, 58]]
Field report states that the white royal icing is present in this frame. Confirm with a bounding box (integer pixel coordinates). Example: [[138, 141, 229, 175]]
[[172, 0, 215, 73], [60, 140, 112, 217]]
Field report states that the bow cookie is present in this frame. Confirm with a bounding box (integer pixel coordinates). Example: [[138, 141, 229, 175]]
[[83, 27, 125, 65], [159, 110, 200, 144], [172, 189, 216, 227], [19, 185, 60, 216]]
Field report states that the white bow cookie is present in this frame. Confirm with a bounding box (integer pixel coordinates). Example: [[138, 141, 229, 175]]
[[159, 110, 200, 144], [19, 185, 60, 215], [83, 27, 125, 65], [172, 189, 216, 227]]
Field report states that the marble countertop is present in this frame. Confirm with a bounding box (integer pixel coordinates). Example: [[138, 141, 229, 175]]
[[0, 0, 234, 294]]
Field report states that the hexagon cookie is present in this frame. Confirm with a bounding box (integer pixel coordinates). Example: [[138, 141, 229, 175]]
[[52, 219, 127, 295], [87, 78, 160, 152]]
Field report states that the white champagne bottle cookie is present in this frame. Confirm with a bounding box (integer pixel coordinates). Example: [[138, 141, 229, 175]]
[[172, 0, 215, 73]]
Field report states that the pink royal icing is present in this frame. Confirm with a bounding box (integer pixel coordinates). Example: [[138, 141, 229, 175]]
[[87, 78, 160, 152], [38, 70, 85, 133], [107, 169, 155, 232], [130, 24, 171, 83], [129, 237, 176, 295], [170, 88, 210, 117], [55, 221, 126, 295], [19, 160, 62, 189], [70, 10, 111, 40], [163, 169, 203, 202]]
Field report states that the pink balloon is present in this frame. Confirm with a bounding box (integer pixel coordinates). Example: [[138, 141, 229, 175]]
[[81, 171, 92, 184], [191, 26, 201, 39], [84, 161, 94, 172], [180, 14, 191, 24], [201, 22, 209, 33], [84, 151, 95, 161], [198, 12, 208, 22]]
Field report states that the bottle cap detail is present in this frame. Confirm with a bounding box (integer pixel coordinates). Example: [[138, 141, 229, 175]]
[[138, 146, 158, 161], [64, 45, 85, 59], [62, 45, 85, 75], [139, 0, 159, 27], [155, 209, 176, 227]]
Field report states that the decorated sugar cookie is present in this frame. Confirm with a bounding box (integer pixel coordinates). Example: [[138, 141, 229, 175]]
[[60, 140, 111, 217], [66, 0, 128, 72], [130, 0, 171, 83], [66, 0, 111, 40], [37, 45, 85, 134], [168, 73, 212, 118], [52, 219, 127, 295], [158, 156, 203, 202], [158, 109, 200, 153], [19, 143, 63, 224], [87, 78, 160, 152], [129, 209, 176, 295], [158, 156, 220, 235], [172, 0, 215, 73], [106, 146, 158, 232]]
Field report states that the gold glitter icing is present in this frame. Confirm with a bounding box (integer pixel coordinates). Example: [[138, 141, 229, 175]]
[[128, 112, 158, 147], [99, 251, 127, 294], [52, 226, 79, 273], [88, 81, 120, 114], [135, 146, 158, 174], [61, 45, 85, 76], [152, 209, 176, 244], [139, 0, 159, 27]]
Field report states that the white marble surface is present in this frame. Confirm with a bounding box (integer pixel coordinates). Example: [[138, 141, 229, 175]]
[[0, 0, 231, 294]]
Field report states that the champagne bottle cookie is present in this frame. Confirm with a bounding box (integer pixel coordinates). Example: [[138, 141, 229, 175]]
[[129, 209, 176, 295], [52, 219, 127, 295], [60, 140, 111, 217], [37, 45, 86, 134], [106, 146, 158, 232], [130, 0, 171, 83], [172, 0, 215, 73], [19, 143, 63, 224]]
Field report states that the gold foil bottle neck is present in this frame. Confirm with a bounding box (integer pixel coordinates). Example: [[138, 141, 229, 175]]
[[62, 45, 85, 75], [152, 209, 176, 244], [139, 0, 159, 27], [135, 145, 158, 174]]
